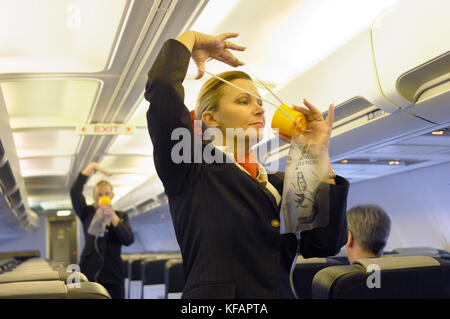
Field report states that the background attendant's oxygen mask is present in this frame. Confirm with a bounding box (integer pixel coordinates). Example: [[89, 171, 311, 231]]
[[87, 196, 112, 238]]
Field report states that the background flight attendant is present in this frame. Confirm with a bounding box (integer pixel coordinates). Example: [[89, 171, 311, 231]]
[[70, 162, 135, 299]]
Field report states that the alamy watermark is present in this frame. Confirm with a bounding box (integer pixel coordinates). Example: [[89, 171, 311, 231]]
[[66, 3, 81, 29], [66, 264, 81, 288], [366, 264, 381, 289], [170, 122, 281, 172]]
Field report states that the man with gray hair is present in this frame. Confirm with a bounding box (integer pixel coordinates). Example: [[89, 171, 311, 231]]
[[345, 204, 391, 264]]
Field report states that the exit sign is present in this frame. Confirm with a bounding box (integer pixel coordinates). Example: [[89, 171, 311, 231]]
[[78, 124, 135, 135]]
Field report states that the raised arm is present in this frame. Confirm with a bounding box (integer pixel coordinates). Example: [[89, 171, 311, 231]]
[[70, 162, 111, 222], [144, 31, 245, 196]]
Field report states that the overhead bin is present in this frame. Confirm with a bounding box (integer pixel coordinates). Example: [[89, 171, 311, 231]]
[[13, 203, 26, 217], [22, 210, 40, 231], [371, 0, 450, 122], [7, 188, 22, 209], [257, 24, 435, 163], [273, 28, 399, 114], [0, 140, 5, 166], [0, 161, 17, 195], [114, 174, 164, 213]]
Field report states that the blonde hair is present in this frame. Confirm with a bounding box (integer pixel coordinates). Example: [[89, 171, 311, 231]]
[[195, 70, 252, 122], [93, 180, 113, 196]]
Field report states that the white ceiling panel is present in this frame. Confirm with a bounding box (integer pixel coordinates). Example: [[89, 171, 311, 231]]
[[189, 0, 399, 84], [19, 157, 73, 177], [0, 0, 127, 73], [85, 173, 148, 188], [29, 195, 72, 210], [108, 128, 153, 156], [2, 79, 101, 129], [13, 129, 80, 158], [100, 155, 155, 176], [128, 97, 148, 127]]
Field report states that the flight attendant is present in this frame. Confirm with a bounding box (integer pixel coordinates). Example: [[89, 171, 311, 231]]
[[70, 162, 135, 299], [145, 30, 349, 298]]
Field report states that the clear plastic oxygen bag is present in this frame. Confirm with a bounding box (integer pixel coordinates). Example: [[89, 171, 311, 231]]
[[280, 140, 331, 235], [87, 208, 108, 237]]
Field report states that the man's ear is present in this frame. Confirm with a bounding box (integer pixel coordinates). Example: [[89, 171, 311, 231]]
[[202, 110, 219, 128], [347, 231, 354, 247]]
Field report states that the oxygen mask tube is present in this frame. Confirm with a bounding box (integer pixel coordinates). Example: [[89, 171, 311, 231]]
[[94, 196, 110, 283], [198, 67, 298, 125], [199, 66, 302, 298]]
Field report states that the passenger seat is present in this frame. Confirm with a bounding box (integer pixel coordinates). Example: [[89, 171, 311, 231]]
[[311, 255, 450, 298]]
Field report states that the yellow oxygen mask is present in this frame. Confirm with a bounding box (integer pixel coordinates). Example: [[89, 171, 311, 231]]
[[99, 196, 111, 207]]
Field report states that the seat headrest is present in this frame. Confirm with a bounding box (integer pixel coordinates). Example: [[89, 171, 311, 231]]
[[355, 255, 440, 271], [296, 257, 328, 264], [393, 247, 441, 255]]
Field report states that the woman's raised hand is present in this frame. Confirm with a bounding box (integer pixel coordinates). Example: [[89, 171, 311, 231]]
[[177, 31, 246, 80], [81, 162, 112, 177]]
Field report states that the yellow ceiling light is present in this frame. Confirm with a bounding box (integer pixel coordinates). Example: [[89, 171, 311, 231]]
[[0, 0, 127, 73]]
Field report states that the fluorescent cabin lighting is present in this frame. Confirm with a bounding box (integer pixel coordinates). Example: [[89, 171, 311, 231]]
[[19, 157, 72, 177], [13, 129, 80, 158], [0, 0, 126, 73], [1, 80, 100, 129], [108, 129, 153, 156], [56, 210, 72, 217]]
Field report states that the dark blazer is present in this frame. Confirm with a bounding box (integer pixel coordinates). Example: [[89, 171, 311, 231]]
[[145, 39, 349, 298], [70, 173, 135, 284]]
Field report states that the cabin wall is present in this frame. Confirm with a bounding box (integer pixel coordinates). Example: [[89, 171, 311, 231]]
[[0, 217, 47, 257], [125, 209, 180, 253], [347, 161, 450, 252]]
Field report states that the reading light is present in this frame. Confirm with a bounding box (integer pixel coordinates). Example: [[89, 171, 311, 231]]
[[340, 160, 348, 164], [431, 130, 444, 135]]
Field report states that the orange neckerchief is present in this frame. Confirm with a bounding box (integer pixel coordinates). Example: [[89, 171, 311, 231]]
[[235, 151, 259, 181], [190, 110, 259, 180]]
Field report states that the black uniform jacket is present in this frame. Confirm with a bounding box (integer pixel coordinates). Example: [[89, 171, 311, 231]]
[[70, 173, 135, 284], [145, 39, 349, 298]]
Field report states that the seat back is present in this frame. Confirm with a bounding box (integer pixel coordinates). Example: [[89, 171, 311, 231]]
[[0, 281, 110, 299], [164, 259, 184, 299], [140, 258, 171, 299], [127, 256, 156, 298], [293, 257, 344, 299], [312, 255, 450, 299]]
